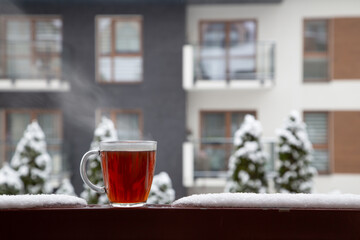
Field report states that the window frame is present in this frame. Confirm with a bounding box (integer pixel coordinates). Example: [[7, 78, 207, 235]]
[[97, 108, 143, 139], [198, 19, 258, 81], [95, 15, 143, 84], [303, 111, 332, 174], [198, 110, 257, 173], [3, 108, 63, 164], [0, 15, 63, 80], [303, 18, 332, 83]]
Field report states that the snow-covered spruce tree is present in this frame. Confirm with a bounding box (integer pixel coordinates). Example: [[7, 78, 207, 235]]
[[0, 163, 23, 195], [10, 121, 52, 194], [147, 172, 175, 204], [224, 115, 268, 193], [274, 111, 317, 193], [56, 178, 76, 196], [80, 117, 117, 204]]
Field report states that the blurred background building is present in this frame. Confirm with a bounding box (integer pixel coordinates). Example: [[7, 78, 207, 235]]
[[183, 0, 360, 195], [0, 0, 186, 196], [0, 0, 360, 197]]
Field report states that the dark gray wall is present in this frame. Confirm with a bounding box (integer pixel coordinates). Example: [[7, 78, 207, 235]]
[[0, 1, 186, 197]]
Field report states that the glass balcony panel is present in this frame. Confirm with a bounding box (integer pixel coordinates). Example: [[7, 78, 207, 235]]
[[198, 58, 226, 80], [7, 58, 33, 78], [193, 42, 275, 83], [229, 58, 256, 80]]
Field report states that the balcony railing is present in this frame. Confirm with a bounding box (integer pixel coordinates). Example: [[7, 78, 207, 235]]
[[0, 40, 71, 90], [0, 39, 62, 79], [183, 42, 276, 90], [182, 137, 276, 187]]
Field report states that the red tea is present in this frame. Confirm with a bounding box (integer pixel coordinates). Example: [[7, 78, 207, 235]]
[[101, 150, 156, 204]]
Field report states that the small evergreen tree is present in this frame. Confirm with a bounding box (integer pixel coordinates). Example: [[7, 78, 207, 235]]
[[56, 178, 76, 196], [0, 163, 23, 195], [225, 115, 268, 193], [80, 117, 117, 204], [274, 111, 317, 193], [11, 121, 52, 194], [147, 172, 175, 204]]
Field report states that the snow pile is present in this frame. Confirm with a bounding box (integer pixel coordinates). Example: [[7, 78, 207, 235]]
[[147, 172, 175, 204], [225, 115, 268, 193], [80, 117, 117, 204], [275, 111, 317, 193], [55, 179, 76, 196], [0, 194, 87, 209], [0, 163, 23, 195], [172, 193, 360, 209], [10, 121, 52, 194]]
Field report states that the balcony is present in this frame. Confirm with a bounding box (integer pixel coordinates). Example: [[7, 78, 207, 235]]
[[182, 138, 276, 187], [183, 42, 276, 90], [0, 40, 70, 91]]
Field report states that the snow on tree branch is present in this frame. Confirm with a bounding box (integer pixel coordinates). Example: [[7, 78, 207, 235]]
[[225, 115, 268, 193], [274, 110, 317, 193]]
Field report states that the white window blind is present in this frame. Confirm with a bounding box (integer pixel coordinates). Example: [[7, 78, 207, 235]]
[[304, 112, 329, 172]]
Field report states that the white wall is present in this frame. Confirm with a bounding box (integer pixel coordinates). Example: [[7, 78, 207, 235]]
[[186, 0, 360, 139]]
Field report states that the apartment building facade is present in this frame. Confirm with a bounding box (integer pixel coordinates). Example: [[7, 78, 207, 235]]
[[0, 0, 186, 196], [183, 0, 360, 194], [1, 0, 359, 198]]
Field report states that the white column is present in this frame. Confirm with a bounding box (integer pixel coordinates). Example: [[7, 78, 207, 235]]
[[182, 142, 194, 187], [183, 45, 194, 90]]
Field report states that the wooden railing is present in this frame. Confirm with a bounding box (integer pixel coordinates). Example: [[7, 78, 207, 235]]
[[1, 205, 360, 239]]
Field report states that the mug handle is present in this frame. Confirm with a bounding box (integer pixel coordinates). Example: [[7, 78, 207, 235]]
[[80, 150, 106, 194]]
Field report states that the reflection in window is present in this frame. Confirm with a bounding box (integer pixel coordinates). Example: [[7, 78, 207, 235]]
[[97, 16, 142, 82], [98, 109, 142, 140], [304, 20, 328, 52], [1, 17, 62, 79], [199, 20, 256, 80], [303, 19, 329, 81]]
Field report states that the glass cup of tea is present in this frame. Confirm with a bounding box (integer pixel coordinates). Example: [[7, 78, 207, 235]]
[[80, 140, 157, 207]]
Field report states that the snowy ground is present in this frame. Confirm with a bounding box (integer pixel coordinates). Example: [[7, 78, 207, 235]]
[[172, 193, 360, 209]]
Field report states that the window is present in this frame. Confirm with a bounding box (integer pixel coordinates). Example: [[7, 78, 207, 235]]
[[96, 16, 143, 83], [0, 16, 62, 79], [199, 20, 256, 81], [198, 111, 256, 176], [3, 109, 63, 173], [98, 109, 143, 140], [303, 19, 330, 82], [304, 112, 330, 173]]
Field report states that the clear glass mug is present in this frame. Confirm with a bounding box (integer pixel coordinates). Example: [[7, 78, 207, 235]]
[[80, 141, 157, 207]]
